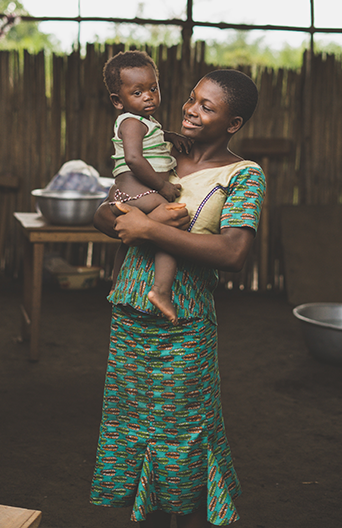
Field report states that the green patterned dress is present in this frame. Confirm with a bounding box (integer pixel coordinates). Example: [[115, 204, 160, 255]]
[[90, 164, 266, 525]]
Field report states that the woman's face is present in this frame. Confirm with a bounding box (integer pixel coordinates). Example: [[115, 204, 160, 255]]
[[181, 78, 236, 142]]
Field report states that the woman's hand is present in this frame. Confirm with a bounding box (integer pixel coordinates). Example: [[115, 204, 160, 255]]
[[114, 202, 190, 245], [149, 202, 190, 229], [114, 206, 150, 245]]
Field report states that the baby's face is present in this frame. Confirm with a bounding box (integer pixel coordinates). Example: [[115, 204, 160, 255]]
[[117, 65, 161, 118]]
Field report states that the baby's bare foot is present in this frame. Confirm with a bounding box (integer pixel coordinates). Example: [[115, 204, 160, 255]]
[[148, 287, 178, 325]]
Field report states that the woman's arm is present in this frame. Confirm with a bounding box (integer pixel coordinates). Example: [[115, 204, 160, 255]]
[[93, 191, 119, 239], [93, 186, 191, 239], [113, 204, 255, 272]]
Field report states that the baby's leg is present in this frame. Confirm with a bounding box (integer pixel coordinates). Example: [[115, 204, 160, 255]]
[[108, 173, 166, 289], [110, 172, 180, 322], [148, 251, 178, 325], [110, 171, 169, 215]]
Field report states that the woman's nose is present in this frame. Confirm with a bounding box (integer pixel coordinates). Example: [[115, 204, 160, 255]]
[[184, 101, 197, 116]]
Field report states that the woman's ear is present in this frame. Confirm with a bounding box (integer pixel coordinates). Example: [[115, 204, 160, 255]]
[[110, 93, 123, 110], [227, 116, 244, 135]]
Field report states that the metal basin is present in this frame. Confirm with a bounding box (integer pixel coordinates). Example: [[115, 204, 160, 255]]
[[32, 189, 107, 225], [293, 303, 342, 365]]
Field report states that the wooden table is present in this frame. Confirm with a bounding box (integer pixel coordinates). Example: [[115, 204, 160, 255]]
[[14, 212, 119, 361], [0, 505, 42, 528]]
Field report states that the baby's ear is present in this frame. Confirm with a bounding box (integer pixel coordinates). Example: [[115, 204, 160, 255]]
[[110, 93, 123, 110], [227, 116, 243, 135]]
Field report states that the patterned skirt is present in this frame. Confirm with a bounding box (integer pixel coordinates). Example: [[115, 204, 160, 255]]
[[90, 304, 241, 525]]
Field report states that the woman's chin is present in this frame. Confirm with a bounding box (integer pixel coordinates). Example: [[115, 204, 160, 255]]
[[181, 126, 198, 138]]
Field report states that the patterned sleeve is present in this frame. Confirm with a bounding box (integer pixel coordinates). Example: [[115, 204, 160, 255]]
[[220, 165, 266, 233]]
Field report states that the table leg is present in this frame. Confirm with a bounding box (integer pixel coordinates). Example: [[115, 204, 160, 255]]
[[21, 239, 44, 361]]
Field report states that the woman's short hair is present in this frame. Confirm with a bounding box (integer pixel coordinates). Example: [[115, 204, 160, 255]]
[[103, 50, 159, 94], [205, 69, 258, 125]]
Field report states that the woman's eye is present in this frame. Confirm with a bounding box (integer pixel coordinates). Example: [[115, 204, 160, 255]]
[[202, 106, 212, 112]]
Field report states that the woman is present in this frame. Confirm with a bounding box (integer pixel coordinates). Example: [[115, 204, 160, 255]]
[[90, 69, 266, 527]]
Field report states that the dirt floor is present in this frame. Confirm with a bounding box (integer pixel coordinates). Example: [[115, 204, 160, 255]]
[[1, 274, 341, 528]]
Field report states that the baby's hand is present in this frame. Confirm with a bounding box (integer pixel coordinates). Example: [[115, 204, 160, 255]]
[[165, 132, 192, 154], [159, 181, 181, 202]]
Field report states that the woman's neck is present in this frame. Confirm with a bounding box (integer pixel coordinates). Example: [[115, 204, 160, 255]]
[[191, 141, 238, 162], [175, 141, 243, 177]]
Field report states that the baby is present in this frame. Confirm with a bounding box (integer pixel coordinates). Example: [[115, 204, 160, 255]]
[[103, 50, 191, 324]]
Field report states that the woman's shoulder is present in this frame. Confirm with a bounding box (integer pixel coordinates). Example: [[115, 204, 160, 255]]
[[218, 159, 262, 174], [227, 160, 265, 186], [172, 158, 263, 185], [173, 147, 262, 176], [194, 160, 263, 183]]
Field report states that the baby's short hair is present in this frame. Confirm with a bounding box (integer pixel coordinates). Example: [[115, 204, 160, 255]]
[[103, 50, 159, 94], [205, 69, 258, 126]]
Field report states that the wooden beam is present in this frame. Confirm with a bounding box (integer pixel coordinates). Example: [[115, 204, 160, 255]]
[[240, 138, 294, 158], [0, 174, 19, 189], [3, 14, 342, 37]]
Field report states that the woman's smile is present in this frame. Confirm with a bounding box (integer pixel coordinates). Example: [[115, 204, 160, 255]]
[[182, 117, 201, 129]]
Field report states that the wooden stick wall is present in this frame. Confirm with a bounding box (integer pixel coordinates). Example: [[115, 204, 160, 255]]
[[0, 45, 342, 290]]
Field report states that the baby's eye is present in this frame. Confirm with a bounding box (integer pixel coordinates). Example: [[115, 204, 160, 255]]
[[133, 90, 141, 96], [151, 86, 157, 92]]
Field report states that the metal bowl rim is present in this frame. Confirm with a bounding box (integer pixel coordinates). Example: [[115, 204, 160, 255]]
[[31, 188, 107, 200], [293, 302, 342, 331]]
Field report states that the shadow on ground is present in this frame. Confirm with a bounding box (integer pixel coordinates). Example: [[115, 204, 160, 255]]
[[1, 275, 341, 528]]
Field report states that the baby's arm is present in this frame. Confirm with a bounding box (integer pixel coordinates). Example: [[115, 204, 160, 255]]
[[119, 118, 180, 202], [164, 131, 192, 154]]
